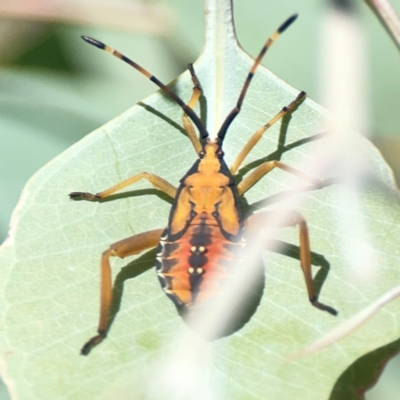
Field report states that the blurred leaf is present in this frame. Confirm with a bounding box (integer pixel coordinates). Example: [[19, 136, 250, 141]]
[[330, 337, 400, 400], [366, 351, 400, 399], [11, 27, 77, 72], [0, 1, 400, 399]]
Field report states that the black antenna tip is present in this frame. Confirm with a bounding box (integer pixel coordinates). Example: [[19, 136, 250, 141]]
[[278, 13, 298, 34], [81, 36, 106, 50]]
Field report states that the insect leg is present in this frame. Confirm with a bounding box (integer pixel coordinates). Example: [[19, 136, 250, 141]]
[[182, 64, 203, 153], [245, 211, 337, 315], [81, 228, 164, 355], [70, 172, 177, 201], [230, 91, 306, 174], [237, 160, 322, 196]]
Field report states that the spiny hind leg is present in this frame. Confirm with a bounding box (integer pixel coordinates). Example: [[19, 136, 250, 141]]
[[182, 64, 203, 153], [230, 91, 306, 174], [70, 172, 177, 201], [245, 210, 337, 315], [81, 228, 164, 355]]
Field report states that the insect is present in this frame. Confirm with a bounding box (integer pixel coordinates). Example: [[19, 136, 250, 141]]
[[71, 14, 337, 355]]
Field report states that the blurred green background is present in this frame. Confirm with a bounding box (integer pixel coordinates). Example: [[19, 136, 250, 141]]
[[0, 0, 399, 399]]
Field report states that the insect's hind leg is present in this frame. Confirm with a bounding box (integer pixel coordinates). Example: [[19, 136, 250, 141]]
[[245, 211, 337, 315], [182, 64, 203, 153], [70, 172, 177, 201], [81, 228, 164, 355], [230, 91, 306, 175]]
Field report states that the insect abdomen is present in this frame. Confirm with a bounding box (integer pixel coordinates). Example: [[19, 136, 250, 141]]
[[156, 220, 244, 315]]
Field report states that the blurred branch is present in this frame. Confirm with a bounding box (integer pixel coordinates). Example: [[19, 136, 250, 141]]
[[0, 0, 175, 35], [364, 0, 400, 51]]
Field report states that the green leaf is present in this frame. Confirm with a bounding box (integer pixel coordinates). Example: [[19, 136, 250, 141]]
[[330, 337, 400, 399], [1, 0, 400, 399]]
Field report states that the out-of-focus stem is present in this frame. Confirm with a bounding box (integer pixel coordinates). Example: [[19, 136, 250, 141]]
[[364, 0, 400, 51]]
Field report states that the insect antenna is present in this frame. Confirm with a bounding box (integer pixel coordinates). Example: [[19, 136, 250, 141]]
[[217, 14, 298, 143], [81, 36, 209, 141]]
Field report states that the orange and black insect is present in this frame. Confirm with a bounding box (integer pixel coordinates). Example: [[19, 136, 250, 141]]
[[71, 14, 337, 355]]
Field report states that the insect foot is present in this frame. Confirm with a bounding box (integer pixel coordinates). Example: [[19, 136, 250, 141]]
[[69, 192, 101, 201], [310, 296, 338, 316]]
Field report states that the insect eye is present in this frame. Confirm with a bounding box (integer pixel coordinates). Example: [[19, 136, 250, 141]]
[[199, 150, 205, 158]]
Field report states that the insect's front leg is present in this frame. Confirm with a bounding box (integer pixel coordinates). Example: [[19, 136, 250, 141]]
[[81, 228, 164, 356], [245, 210, 337, 316], [230, 91, 306, 174], [70, 172, 177, 201], [237, 160, 323, 196], [182, 64, 203, 154]]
